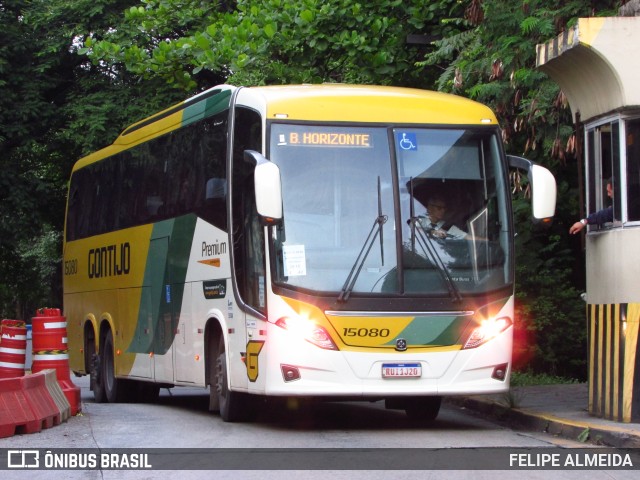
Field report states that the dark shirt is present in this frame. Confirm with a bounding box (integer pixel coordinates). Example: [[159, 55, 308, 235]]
[[586, 206, 614, 226]]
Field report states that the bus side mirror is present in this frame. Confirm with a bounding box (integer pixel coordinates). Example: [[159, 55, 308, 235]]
[[507, 155, 556, 226], [245, 150, 283, 225]]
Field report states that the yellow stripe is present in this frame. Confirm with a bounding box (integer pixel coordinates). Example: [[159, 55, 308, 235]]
[[577, 17, 606, 48], [605, 304, 611, 417], [588, 304, 595, 414], [257, 85, 496, 125], [588, 303, 640, 422], [597, 304, 604, 416], [613, 304, 620, 420], [33, 349, 68, 355], [623, 303, 640, 423]]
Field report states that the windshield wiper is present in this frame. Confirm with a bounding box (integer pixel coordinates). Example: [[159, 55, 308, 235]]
[[408, 178, 461, 303], [338, 177, 387, 303], [411, 219, 462, 303]]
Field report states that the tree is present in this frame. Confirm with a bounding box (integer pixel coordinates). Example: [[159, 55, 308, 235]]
[[0, 0, 186, 319], [80, 0, 463, 89]]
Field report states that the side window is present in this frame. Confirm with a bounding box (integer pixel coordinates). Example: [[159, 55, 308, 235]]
[[231, 107, 264, 313], [198, 113, 228, 230], [66, 173, 83, 241], [66, 112, 230, 242]]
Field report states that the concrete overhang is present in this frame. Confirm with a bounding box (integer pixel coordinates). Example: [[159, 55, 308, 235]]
[[536, 17, 640, 123]]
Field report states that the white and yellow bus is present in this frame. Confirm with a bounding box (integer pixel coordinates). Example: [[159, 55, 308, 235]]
[[64, 84, 556, 421]]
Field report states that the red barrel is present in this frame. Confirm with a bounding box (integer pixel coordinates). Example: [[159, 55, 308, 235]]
[[0, 319, 27, 378], [31, 308, 81, 415]]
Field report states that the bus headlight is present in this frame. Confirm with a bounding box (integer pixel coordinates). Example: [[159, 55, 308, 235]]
[[463, 316, 512, 349], [275, 316, 339, 350]]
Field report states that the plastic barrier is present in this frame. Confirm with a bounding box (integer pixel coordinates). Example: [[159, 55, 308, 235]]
[[0, 319, 27, 378], [19, 371, 63, 429], [0, 370, 69, 439], [31, 309, 81, 415], [0, 376, 35, 438], [43, 366, 71, 424]]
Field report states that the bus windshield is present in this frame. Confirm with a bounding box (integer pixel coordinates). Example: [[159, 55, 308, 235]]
[[269, 123, 511, 298]]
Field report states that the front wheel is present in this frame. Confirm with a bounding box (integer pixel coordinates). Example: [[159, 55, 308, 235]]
[[214, 337, 247, 422]]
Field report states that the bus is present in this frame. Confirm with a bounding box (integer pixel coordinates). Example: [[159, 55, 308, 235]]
[[63, 84, 556, 422]]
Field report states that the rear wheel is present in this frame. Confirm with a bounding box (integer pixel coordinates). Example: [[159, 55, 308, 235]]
[[102, 330, 126, 403], [87, 328, 108, 402], [90, 350, 107, 403]]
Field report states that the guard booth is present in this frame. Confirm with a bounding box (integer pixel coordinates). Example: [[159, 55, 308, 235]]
[[537, 4, 640, 423]]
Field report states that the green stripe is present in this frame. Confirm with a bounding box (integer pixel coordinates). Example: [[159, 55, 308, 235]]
[[128, 215, 198, 355], [385, 315, 470, 346], [384, 297, 510, 347], [182, 89, 232, 127]]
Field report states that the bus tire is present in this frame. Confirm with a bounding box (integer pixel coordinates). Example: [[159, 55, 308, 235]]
[[90, 351, 107, 403], [102, 330, 126, 403], [404, 396, 442, 424], [214, 337, 246, 422]]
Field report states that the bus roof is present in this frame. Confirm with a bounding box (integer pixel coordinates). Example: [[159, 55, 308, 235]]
[[71, 84, 498, 172], [242, 84, 498, 125]]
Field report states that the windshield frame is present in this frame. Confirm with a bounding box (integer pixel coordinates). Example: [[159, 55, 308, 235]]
[[265, 120, 514, 307]]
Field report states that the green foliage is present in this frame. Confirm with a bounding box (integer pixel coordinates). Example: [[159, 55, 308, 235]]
[[80, 0, 463, 89], [0, 0, 185, 319], [577, 427, 590, 443], [510, 371, 579, 387], [419, 0, 614, 164]]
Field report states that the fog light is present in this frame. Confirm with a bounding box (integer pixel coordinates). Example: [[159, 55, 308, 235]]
[[281, 364, 301, 382], [492, 363, 508, 381]]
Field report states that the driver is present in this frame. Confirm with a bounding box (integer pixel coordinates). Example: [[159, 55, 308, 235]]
[[418, 194, 468, 240]]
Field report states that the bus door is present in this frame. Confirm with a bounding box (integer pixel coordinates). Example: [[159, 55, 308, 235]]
[[229, 176, 267, 394], [152, 216, 199, 384], [229, 105, 267, 393], [129, 235, 169, 381], [148, 235, 172, 383], [174, 282, 197, 383]]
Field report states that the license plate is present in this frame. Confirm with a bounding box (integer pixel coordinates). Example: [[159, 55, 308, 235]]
[[382, 363, 422, 378]]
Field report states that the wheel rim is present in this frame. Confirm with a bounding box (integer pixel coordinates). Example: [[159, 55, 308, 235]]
[[215, 355, 226, 400], [104, 345, 114, 393]]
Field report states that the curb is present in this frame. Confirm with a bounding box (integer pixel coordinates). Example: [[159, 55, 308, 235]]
[[448, 396, 640, 449]]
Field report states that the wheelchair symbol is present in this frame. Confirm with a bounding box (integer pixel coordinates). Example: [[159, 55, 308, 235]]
[[398, 132, 417, 151]]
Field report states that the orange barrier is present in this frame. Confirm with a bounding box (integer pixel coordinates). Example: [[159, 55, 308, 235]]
[[0, 370, 70, 439], [31, 309, 81, 415], [0, 319, 27, 378]]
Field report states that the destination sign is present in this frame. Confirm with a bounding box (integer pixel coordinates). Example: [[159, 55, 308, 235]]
[[277, 131, 372, 148]]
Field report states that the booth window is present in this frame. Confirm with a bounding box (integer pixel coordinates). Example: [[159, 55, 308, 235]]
[[586, 120, 621, 227], [626, 118, 640, 222]]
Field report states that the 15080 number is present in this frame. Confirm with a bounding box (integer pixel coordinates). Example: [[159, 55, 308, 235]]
[[64, 259, 78, 276], [343, 327, 390, 338]]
